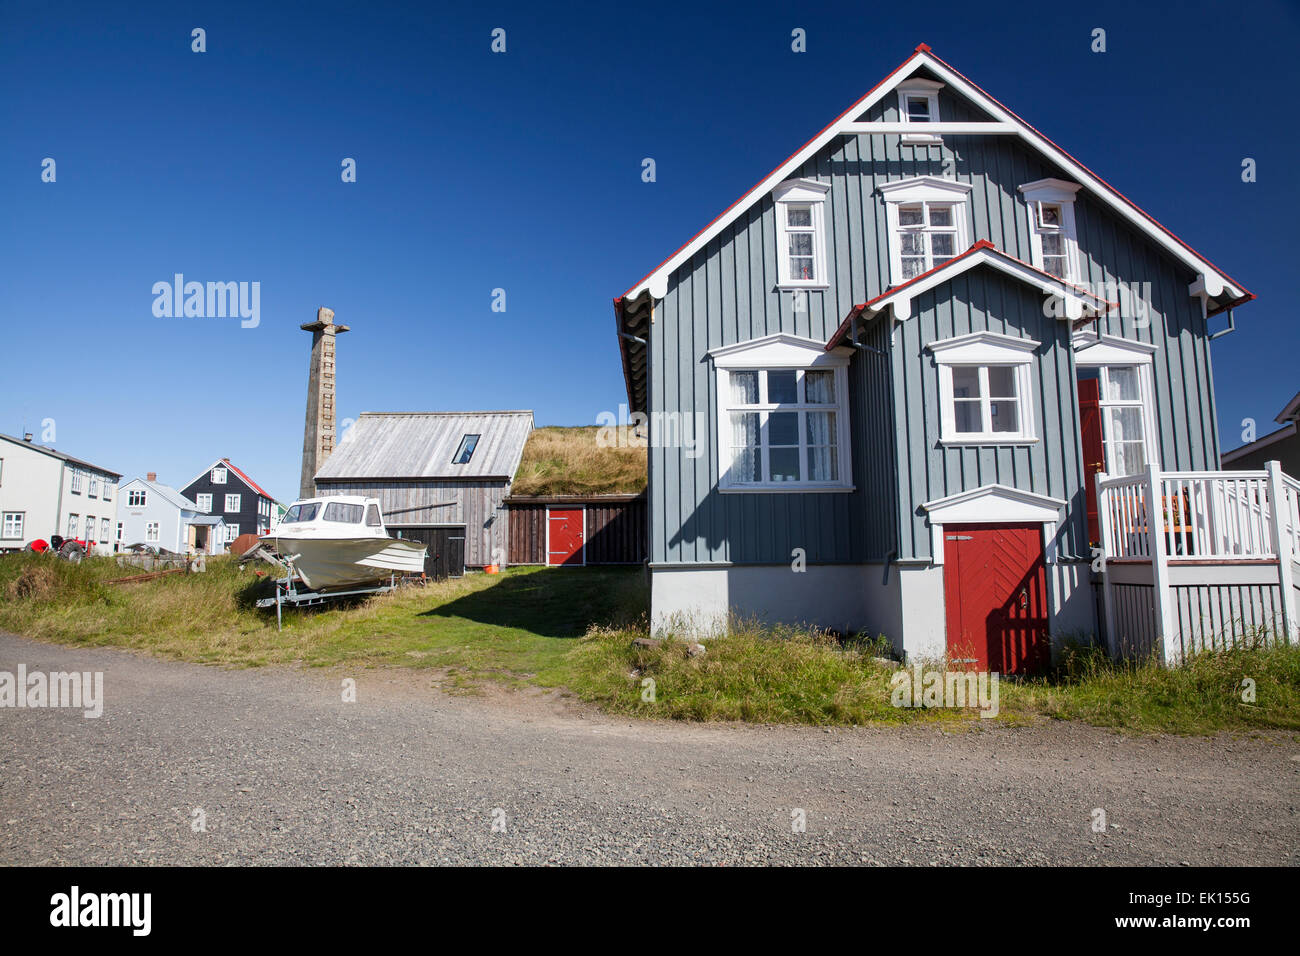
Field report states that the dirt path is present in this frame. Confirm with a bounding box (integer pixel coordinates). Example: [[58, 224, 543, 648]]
[[1, 631, 1296, 865]]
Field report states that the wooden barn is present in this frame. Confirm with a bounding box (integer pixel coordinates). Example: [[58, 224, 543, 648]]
[[313, 410, 534, 576], [505, 426, 648, 566]]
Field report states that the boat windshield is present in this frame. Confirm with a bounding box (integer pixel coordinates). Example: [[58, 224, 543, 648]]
[[323, 502, 365, 523], [366, 504, 383, 527], [283, 503, 320, 524]]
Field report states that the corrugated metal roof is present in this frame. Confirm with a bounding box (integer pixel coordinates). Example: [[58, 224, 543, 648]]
[[315, 411, 534, 482]]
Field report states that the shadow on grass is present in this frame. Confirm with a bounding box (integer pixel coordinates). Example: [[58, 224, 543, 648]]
[[420, 567, 644, 639]]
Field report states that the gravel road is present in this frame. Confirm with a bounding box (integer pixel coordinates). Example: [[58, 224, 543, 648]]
[[1, 631, 1297, 865]]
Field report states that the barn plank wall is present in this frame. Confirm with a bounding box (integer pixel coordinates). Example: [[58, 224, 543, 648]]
[[649, 80, 1222, 567], [315, 479, 507, 568], [508, 499, 647, 565]]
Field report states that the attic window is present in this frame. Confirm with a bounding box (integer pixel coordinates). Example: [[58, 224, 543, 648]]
[[212, 466, 227, 484], [452, 434, 480, 464], [773, 178, 831, 289], [895, 78, 944, 144], [1018, 179, 1082, 283]]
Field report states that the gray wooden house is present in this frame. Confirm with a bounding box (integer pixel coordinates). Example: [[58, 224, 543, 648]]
[[313, 411, 533, 574], [614, 44, 1299, 668]]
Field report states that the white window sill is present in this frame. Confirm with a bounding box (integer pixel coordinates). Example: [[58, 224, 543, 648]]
[[901, 133, 942, 145], [940, 436, 1039, 447], [777, 282, 831, 291], [720, 484, 856, 494]]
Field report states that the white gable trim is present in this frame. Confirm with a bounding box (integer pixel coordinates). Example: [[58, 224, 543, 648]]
[[623, 50, 1244, 304], [1072, 332, 1158, 365], [879, 175, 974, 202], [864, 246, 1106, 322], [773, 178, 830, 203], [922, 483, 1066, 566], [927, 330, 1040, 363], [708, 333, 851, 369]]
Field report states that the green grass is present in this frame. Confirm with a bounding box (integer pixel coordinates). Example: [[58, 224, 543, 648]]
[[2, 552, 1297, 734], [511, 425, 646, 497]]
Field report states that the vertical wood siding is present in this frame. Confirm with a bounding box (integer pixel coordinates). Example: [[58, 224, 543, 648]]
[[508, 500, 647, 565], [314, 479, 507, 567], [649, 84, 1222, 567]]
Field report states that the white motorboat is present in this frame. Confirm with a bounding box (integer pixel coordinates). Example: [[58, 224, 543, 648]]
[[255, 495, 427, 590]]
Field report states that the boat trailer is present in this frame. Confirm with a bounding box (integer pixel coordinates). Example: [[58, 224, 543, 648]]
[[248, 548, 398, 631]]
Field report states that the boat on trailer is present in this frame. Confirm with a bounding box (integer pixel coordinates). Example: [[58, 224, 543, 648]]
[[248, 495, 427, 590]]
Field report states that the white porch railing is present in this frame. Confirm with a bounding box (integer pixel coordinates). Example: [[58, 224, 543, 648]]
[[1096, 461, 1300, 661]]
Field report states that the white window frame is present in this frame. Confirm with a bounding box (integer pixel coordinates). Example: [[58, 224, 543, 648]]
[[225, 523, 240, 543], [212, 466, 227, 484], [708, 334, 854, 493], [928, 331, 1040, 445], [88, 476, 99, 498], [116, 522, 123, 541], [895, 78, 944, 144], [1019, 178, 1082, 284], [880, 177, 974, 286], [196, 493, 213, 512], [128, 489, 147, 507], [1072, 332, 1160, 474], [102, 482, 112, 502], [99, 518, 110, 544], [70, 470, 83, 494], [146, 521, 160, 543], [1, 512, 24, 540], [773, 178, 831, 289], [225, 493, 241, 513]]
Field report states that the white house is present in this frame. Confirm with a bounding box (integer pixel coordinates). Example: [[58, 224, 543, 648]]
[[0, 431, 122, 555], [116, 474, 227, 555]]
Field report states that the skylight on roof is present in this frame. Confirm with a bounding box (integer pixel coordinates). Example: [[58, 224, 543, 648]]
[[452, 434, 480, 464]]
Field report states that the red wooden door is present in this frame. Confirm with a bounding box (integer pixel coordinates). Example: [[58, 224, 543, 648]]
[[1077, 377, 1105, 545], [943, 523, 1049, 675], [547, 507, 584, 566]]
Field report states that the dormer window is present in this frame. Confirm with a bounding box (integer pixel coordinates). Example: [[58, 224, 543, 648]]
[[212, 466, 227, 484], [452, 434, 480, 464], [880, 176, 974, 285], [773, 178, 830, 288], [895, 78, 944, 144], [1019, 178, 1082, 283]]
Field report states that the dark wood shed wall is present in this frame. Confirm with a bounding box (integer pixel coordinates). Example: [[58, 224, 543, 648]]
[[508, 499, 647, 565]]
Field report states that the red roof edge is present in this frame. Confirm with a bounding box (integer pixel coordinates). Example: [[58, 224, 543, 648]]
[[619, 47, 927, 300], [221, 458, 272, 500]]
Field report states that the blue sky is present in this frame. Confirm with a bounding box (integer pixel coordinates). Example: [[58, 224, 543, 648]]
[[2, 0, 1297, 502]]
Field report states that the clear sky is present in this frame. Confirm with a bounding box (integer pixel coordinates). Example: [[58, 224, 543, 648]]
[[2, 0, 1297, 502]]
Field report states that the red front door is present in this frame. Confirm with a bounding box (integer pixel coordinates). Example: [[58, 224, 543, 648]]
[[547, 507, 584, 566], [1077, 377, 1105, 544], [943, 523, 1049, 675]]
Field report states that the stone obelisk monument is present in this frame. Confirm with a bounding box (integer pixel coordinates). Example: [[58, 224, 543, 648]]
[[299, 307, 349, 499]]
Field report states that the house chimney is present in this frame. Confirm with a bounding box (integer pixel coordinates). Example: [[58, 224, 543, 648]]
[[23, 432, 33, 442], [147, 472, 157, 482], [299, 306, 349, 499]]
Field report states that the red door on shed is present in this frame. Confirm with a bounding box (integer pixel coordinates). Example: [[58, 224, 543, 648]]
[[1076, 377, 1105, 545], [547, 507, 584, 566], [943, 523, 1049, 675]]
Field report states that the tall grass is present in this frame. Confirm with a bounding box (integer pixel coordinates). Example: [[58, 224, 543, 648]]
[[511, 425, 646, 497]]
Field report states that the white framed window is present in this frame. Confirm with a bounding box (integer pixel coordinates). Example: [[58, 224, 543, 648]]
[[212, 466, 227, 484], [225, 524, 240, 543], [128, 489, 146, 507], [880, 177, 973, 285], [225, 494, 241, 512], [70, 470, 83, 494], [88, 476, 99, 498], [99, 518, 109, 543], [116, 522, 123, 541], [895, 78, 944, 144], [1018, 179, 1081, 283], [102, 482, 113, 502], [67, 514, 78, 538], [708, 334, 853, 492], [928, 331, 1039, 445], [196, 493, 213, 512], [1073, 332, 1160, 476], [146, 522, 160, 542], [2, 512, 23, 540], [84, 515, 95, 541], [773, 179, 831, 288]]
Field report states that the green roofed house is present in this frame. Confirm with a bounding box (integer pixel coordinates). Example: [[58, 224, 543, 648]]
[[612, 44, 1299, 668]]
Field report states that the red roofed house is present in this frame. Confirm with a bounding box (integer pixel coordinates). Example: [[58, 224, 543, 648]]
[[612, 44, 1298, 668], [181, 458, 278, 547]]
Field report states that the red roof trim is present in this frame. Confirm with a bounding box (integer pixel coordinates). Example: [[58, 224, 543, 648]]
[[221, 458, 272, 500], [923, 48, 1251, 299], [619, 48, 927, 300]]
